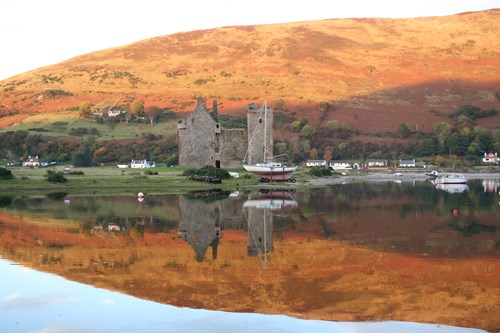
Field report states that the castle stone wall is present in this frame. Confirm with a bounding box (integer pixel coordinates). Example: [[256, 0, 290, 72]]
[[246, 102, 273, 165], [178, 98, 247, 169]]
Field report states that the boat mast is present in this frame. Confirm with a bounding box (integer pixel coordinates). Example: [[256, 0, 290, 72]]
[[263, 100, 267, 163]]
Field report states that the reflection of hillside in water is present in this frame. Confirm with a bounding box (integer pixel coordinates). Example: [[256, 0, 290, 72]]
[[295, 181, 500, 257], [1, 186, 499, 330], [1, 195, 179, 233]]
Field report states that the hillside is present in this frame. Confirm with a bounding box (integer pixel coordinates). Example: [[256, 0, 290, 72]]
[[0, 9, 499, 135]]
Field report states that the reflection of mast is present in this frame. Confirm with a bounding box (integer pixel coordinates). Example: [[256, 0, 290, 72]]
[[245, 206, 273, 269]]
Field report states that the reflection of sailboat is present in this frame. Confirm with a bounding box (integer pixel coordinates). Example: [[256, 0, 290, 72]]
[[435, 183, 469, 193], [243, 101, 297, 182], [243, 190, 298, 210], [243, 191, 297, 269]]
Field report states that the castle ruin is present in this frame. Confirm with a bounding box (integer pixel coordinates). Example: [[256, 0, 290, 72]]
[[177, 98, 273, 169]]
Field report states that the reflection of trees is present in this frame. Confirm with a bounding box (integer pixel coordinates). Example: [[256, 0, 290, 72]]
[[4, 195, 180, 233], [295, 180, 499, 256], [449, 214, 499, 237]]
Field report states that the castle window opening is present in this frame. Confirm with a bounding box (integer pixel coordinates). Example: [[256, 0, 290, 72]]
[[215, 160, 221, 169]]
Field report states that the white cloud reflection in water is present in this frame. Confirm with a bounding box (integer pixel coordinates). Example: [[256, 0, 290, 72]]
[[0, 258, 488, 333]]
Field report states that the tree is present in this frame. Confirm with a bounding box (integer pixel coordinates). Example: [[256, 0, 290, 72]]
[[301, 124, 317, 138], [125, 112, 132, 124], [399, 123, 411, 138], [145, 105, 161, 125], [326, 120, 340, 135], [434, 155, 445, 167], [72, 150, 93, 167], [323, 147, 333, 162], [446, 133, 469, 155], [338, 142, 348, 152], [473, 126, 494, 152], [415, 138, 438, 157], [309, 148, 318, 160], [434, 122, 452, 152], [130, 100, 145, 118], [79, 102, 93, 118], [291, 120, 302, 131]]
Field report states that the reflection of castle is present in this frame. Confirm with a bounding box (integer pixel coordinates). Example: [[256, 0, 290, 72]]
[[246, 208, 273, 257], [177, 192, 247, 262], [177, 191, 297, 262]]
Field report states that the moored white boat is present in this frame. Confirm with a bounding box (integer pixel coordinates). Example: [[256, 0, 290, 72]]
[[434, 173, 467, 185], [243, 162, 297, 182]]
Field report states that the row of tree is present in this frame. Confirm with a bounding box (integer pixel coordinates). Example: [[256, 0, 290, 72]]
[[0, 131, 178, 167], [0, 103, 498, 166]]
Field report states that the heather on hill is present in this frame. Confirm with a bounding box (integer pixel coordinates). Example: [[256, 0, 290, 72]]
[[0, 10, 499, 164]]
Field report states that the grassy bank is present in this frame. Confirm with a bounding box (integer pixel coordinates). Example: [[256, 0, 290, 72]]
[[0, 166, 311, 196]]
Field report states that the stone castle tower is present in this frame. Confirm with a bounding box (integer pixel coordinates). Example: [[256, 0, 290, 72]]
[[246, 102, 273, 165], [178, 98, 273, 168]]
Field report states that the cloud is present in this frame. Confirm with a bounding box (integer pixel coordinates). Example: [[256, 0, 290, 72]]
[[35, 324, 101, 333], [2, 293, 74, 312]]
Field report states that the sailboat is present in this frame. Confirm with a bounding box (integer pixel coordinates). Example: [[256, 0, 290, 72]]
[[243, 101, 297, 182]]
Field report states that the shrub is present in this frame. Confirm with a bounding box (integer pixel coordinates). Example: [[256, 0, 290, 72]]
[[0, 167, 14, 180], [43, 89, 72, 98], [182, 166, 231, 179], [46, 171, 68, 183], [47, 191, 68, 200], [309, 166, 332, 177], [0, 196, 14, 207]]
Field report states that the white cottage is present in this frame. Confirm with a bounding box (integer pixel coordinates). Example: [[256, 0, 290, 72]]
[[23, 155, 41, 167], [131, 159, 155, 169], [399, 159, 416, 167], [305, 160, 327, 167], [330, 160, 352, 170], [366, 159, 388, 168], [482, 152, 500, 164]]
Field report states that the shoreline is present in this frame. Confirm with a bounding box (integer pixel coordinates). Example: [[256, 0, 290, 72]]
[[304, 171, 500, 186]]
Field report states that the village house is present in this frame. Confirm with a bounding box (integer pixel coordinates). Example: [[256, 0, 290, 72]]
[[23, 155, 42, 167], [330, 160, 352, 170], [415, 161, 427, 168], [305, 160, 327, 167], [131, 159, 155, 169], [105, 109, 122, 117], [482, 152, 500, 164], [365, 159, 388, 168], [399, 159, 416, 167]]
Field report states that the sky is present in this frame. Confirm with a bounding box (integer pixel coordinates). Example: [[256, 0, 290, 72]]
[[0, 0, 499, 80], [0, 258, 489, 333]]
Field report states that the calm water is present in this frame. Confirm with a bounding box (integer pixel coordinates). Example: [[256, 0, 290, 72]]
[[0, 179, 499, 331]]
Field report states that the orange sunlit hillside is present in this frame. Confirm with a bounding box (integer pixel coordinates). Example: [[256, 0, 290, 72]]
[[0, 10, 499, 133]]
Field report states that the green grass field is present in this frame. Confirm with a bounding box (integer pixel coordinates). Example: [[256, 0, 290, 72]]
[[0, 166, 312, 196], [0, 114, 179, 141]]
